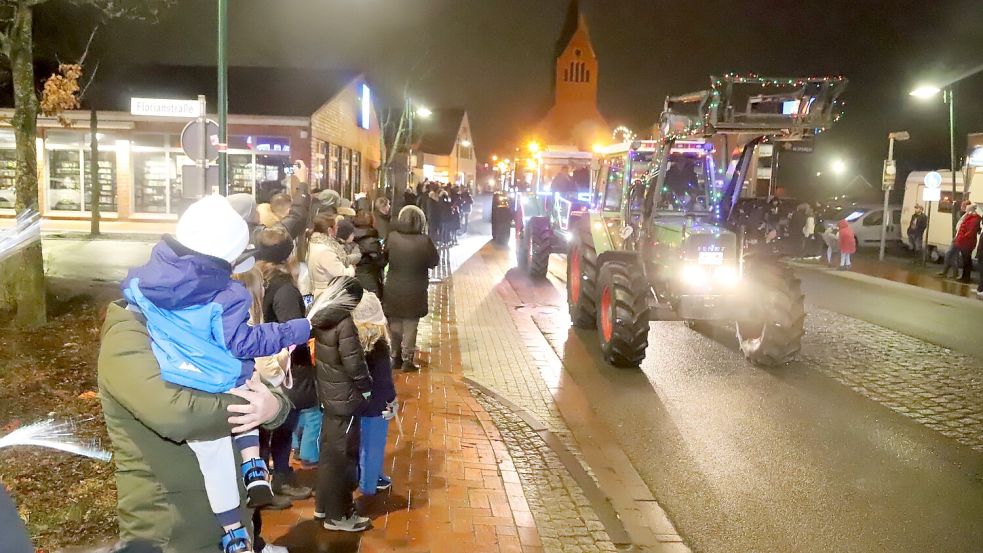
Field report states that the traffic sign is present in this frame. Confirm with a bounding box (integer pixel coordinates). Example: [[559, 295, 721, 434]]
[[924, 171, 943, 189], [181, 119, 220, 162], [131, 97, 201, 118], [182, 164, 219, 199], [881, 159, 896, 190]]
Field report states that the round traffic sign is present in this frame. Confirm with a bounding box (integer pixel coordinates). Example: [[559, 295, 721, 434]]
[[181, 119, 220, 163], [924, 171, 942, 189]]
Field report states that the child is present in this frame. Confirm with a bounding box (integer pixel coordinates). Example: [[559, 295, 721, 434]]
[[352, 291, 398, 494], [837, 219, 856, 270], [822, 224, 839, 266], [121, 195, 312, 553]]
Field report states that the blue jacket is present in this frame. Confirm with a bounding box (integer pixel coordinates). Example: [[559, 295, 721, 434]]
[[122, 236, 311, 393]]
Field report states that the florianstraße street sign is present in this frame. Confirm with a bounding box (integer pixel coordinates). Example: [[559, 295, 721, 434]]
[[130, 97, 202, 118]]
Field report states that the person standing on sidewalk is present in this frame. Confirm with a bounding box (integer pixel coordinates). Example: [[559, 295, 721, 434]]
[[907, 204, 928, 254], [383, 205, 440, 372], [953, 203, 981, 283], [309, 276, 373, 532], [939, 200, 974, 279], [352, 209, 387, 298], [372, 197, 392, 241], [837, 219, 856, 270]]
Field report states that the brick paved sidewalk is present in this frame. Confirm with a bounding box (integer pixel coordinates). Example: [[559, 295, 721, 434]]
[[259, 271, 546, 553]]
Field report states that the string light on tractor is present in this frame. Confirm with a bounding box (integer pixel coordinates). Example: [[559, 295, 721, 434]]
[[612, 125, 636, 143]]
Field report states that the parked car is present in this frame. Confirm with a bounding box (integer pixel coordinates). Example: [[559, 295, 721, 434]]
[[821, 203, 902, 248]]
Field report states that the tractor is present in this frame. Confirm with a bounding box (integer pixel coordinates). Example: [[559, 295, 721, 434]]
[[511, 148, 595, 277], [567, 74, 847, 367]]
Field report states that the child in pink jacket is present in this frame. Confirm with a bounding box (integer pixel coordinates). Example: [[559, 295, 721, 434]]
[[837, 219, 856, 270]]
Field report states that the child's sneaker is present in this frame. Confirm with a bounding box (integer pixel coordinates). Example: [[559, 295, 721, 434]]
[[376, 475, 392, 491], [241, 458, 274, 508], [323, 511, 371, 532], [220, 527, 253, 553]]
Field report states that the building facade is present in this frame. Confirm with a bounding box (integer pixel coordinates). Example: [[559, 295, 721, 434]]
[[411, 109, 476, 188], [0, 71, 381, 234]]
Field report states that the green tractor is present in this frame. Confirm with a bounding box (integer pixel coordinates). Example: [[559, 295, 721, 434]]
[[511, 148, 595, 278], [567, 75, 847, 367]]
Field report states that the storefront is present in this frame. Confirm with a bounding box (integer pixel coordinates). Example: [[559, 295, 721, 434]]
[[0, 75, 381, 233]]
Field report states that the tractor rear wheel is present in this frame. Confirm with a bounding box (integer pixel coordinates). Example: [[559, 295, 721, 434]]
[[735, 264, 805, 366], [567, 234, 598, 328], [527, 216, 551, 278], [596, 261, 650, 367]]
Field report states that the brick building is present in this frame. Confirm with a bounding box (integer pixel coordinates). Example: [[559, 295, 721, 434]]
[[0, 65, 381, 234]]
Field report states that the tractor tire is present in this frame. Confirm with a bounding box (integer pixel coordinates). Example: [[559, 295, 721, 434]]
[[527, 217, 552, 278], [596, 261, 650, 367], [516, 228, 529, 269], [567, 234, 598, 328], [735, 264, 805, 366]]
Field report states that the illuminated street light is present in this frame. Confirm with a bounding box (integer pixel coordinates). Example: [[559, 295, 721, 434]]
[[491, 154, 498, 162], [816, 172, 822, 177], [527, 141, 541, 154], [909, 85, 941, 98], [416, 106, 433, 118], [460, 139, 472, 148], [831, 160, 847, 175]]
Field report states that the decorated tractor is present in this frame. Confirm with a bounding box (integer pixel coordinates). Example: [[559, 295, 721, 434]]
[[511, 147, 595, 277], [567, 74, 847, 367]]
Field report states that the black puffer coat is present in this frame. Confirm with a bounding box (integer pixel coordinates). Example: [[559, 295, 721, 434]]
[[353, 224, 386, 298], [383, 231, 439, 319], [311, 288, 372, 416], [262, 272, 317, 410]]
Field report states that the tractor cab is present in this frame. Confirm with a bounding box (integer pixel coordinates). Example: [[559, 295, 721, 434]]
[[513, 147, 594, 241]]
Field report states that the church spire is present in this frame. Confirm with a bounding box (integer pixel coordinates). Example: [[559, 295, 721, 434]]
[[554, 0, 581, 60]]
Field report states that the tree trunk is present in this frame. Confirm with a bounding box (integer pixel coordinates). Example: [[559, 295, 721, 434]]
[[89, 107, 100, 236], [7, 3, 46, 327]]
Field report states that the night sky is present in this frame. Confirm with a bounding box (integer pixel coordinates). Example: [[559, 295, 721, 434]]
[[49, 0, 983, 200]]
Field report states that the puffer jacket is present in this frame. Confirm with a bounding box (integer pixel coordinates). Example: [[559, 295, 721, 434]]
[[352, 224, 386, 297], [98, 301, 291, 553], [383, 231, 440, 319], [308, 232, 355, 295], [311, 292, 372, 416]]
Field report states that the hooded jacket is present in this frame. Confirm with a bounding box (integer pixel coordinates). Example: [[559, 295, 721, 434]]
[[837, 220, 857, 254], [953, 210, 981, 251], [310, 279, 372, 416], [121, 236, 310, 393], [98, 301, 292, 552]]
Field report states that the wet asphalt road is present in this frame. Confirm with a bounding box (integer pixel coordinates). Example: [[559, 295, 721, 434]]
[[499, 249, 983, 553]]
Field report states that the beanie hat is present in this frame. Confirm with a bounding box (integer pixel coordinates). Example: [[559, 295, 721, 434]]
[[254, 235, 294, 264], [175, 195, 253, 273], [227, 193, 259, 225], [336, 219, 355, 241]]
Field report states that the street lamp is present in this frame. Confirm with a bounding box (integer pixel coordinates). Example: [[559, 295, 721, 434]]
[[398, 98, 432, 213], [415, 106, 433, 118], [831, 159, 847, 175], [910, 84, 958, 231]]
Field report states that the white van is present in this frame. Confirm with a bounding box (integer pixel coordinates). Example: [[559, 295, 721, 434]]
[[822, 203, 903, 247], [900, 170, 982, 260]]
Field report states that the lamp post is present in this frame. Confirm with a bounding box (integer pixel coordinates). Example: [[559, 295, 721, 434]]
[[910, 84, 958, 231], [217, 0, 228, 195], [880, 131, 910, 260]]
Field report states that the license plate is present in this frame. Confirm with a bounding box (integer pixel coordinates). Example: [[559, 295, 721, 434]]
[[698, 251, 723, 265]]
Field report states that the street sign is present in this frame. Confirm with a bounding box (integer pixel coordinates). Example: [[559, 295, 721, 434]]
[[181, 119, 220, 162], [881, 159, 896, 190], [131, 97, 201, 118], [922, 187, 941, 202]]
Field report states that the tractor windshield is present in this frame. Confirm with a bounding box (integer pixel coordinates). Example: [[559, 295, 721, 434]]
[[651, 150, 714, 214], [540, 158, 592, 198]]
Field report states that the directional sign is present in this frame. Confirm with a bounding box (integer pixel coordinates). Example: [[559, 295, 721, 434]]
[[131, 97, 201, 118], [181, 119, 220, 162]]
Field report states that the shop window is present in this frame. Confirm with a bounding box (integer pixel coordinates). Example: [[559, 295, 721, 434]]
[[84, 149, 118, 212], [351, 151, 361, 195], [313, 140, 327, 190], [328, 144, 340, 191], [256, 155, 290, 187], [0, 130, 16, 209], [44, 131, 119, 213], [133, 151, 175, 214], [340, 147, 352, 199], [228, 153, 255, 196]]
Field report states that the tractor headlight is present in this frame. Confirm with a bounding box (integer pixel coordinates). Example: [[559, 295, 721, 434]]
[[681, 264, 709, 286], [713, 265, 741, 286]]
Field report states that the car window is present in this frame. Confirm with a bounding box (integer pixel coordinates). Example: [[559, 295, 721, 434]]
[[863, 210, 883, 226]]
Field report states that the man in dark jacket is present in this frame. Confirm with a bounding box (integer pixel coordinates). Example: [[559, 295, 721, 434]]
[[907, 204, 928, 254], [309, 276, 373, 532]]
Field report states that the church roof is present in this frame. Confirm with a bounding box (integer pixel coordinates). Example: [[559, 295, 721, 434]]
[[554, 0, 582, 60]]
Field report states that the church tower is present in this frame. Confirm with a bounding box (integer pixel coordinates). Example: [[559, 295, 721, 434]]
[[536, 0, 609, 150]]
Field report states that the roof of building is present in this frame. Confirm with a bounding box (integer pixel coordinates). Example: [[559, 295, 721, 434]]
[[84, 65, 361, 117], [555, 0, 582, 60], [418, 108, 467, 156]]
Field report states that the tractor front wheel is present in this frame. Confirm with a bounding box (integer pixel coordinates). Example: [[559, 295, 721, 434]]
[[527, 217, 552, 278], [596, 261, 650, 367], [735, 264, 805, 366]]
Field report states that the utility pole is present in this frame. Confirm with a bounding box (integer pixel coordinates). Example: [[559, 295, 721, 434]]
[[217, 0, 229, 195], [880, 131, 909, 260], [946, 87, 958, 232]]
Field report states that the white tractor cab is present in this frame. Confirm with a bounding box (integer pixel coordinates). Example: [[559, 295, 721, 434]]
[[821, 202, 903, 248], [901, 170, 982, 260], [511, 146, 595, 277]]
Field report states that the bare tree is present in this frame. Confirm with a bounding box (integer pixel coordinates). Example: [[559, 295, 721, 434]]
[[0, 0, 172, 327]]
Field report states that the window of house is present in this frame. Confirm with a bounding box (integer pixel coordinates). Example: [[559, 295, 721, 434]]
[[45, 130, 119, 213], [0, 130, 17, 209], [313, 140, 327, 190], [351, 151, 361, 196], [340, 147, 352, 199], [328, 144, 340, 190]]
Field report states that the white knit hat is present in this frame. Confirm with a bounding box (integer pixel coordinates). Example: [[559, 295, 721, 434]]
[[175, 195, 254, 273], [353, 291, 386, 326]]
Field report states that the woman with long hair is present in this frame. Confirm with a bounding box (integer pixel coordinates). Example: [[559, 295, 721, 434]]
[[382, 205, 440, 372]]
